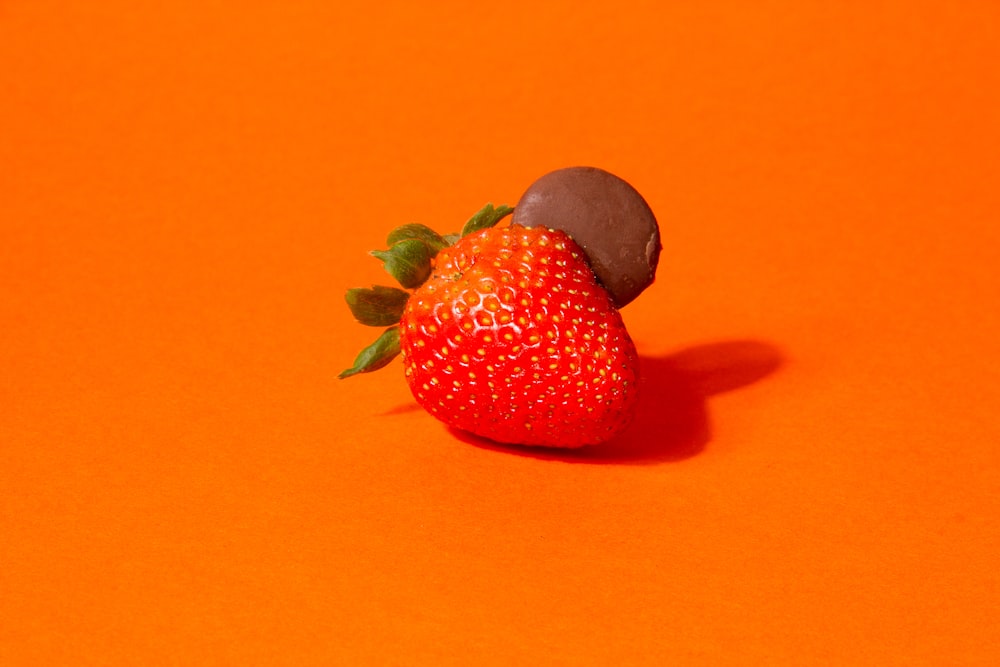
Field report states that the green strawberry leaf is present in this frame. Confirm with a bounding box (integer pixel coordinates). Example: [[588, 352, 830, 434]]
[[345, 285, 410, 326], [338, 326, 401, 379], [386, 223, 450, 252], [371, 239, 435, 288], [460, 203, 514, 237]]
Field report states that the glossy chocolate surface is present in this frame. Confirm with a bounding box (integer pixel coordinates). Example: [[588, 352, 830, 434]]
[[512, 167, 660, 307]]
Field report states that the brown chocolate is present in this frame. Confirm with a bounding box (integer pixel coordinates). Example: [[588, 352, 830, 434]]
[[512, 166, 660, 308]]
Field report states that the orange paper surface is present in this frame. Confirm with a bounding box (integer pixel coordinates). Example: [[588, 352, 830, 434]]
[[2, 2, 998, 664]]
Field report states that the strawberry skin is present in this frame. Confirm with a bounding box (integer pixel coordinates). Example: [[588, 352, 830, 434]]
[[398, 224, 639, 447]]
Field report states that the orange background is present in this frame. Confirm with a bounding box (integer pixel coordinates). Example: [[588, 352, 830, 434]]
[[2, 1, 999, 664]]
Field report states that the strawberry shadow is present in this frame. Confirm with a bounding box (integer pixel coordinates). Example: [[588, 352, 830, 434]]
[[448, 339, 783, 464]]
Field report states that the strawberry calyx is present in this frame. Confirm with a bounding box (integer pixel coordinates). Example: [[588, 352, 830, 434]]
[[344, 285, 410, 326], [338, 326, 401, 379], [385, 223, 450, 251], [339, 203, 513, 379], [369, 239, 436, 289], [460, 203, 514, 237]]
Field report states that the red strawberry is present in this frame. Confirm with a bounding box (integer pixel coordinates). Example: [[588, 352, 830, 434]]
[[341, 204, 640, 448]]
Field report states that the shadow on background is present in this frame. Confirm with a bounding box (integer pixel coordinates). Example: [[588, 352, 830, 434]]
[[449, 339, 783, 464]]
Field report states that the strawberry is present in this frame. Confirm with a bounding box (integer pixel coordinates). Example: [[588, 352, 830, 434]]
[[341, 204, 640, 448]]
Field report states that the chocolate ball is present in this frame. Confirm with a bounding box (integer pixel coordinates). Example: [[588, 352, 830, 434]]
[[512, 166, 661, 308]]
